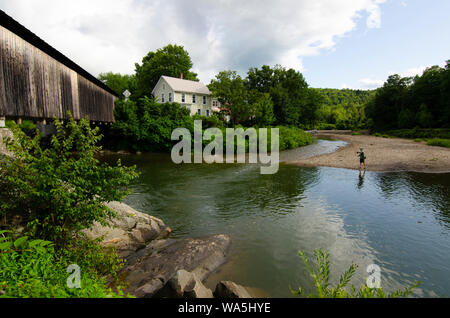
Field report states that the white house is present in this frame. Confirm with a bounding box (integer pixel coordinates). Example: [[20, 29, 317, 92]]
[[152, 75, 216, 117]]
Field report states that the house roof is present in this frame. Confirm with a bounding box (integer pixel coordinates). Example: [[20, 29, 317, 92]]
[[0, 9, 119, 97], [156, 76, 211, 95]]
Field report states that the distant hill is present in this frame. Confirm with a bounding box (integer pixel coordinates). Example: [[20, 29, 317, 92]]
[[311, 88, 376, 130], [313, 88, 375, 108]]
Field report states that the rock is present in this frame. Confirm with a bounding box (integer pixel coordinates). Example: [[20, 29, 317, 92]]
[[82, 201, 171, 258], [214, 281, 252, 298], [165, 270, 213, 298], [168, 270, 196, 297], [184, 277, 213, 298], [121, 234, 231, 298]]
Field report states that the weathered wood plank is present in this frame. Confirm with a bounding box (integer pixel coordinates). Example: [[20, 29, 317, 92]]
[[0, 25, 115, 122]]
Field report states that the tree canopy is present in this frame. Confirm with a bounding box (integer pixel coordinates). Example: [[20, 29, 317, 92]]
[[208, 65, 322, 128], [134, 44, 198, 97], [98, 72, 137, 99], [365, 60, 450, 131]]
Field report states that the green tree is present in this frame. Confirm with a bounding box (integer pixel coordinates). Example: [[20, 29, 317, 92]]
[[365, 74, 412, 131], [98, 72, 137, 98], [135, 44, 198, 97], [246, 65, 315, 126], [112, 97, 195, 152], [253, 93, 276, 127], [208, 71, 252, 125], [416, 104, 433, 128]]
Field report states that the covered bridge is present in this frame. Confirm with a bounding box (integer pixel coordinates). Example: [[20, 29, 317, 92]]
[[0, 10, 118, 126]]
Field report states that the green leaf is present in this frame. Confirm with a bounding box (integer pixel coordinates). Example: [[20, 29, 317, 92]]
[[14, 236, 29, 249], [0, 241, 13, 250]]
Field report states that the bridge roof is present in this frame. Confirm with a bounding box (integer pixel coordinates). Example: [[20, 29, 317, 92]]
[[0, 9, 119, 97]]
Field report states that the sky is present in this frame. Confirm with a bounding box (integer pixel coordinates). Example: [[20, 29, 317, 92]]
[[0, 0, 449, 89]]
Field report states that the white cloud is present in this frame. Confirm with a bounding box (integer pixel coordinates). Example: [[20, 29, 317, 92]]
[[358, 78, 384, 89], [366, 0, 386, 28], [0, 0, 387, 84]]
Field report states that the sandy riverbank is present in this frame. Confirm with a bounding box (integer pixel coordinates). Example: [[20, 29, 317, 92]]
[[286, 132, 450, 173]]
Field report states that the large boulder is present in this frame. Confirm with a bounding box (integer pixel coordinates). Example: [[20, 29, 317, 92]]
[[214, 281, 253, 298], [83, 201, 172, 258], [121, 234, 231, 298]]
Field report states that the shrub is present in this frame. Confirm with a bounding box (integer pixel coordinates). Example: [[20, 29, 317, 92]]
[[427, 138, 450, 148], [111, 97, 195, 152], [277, 126, 313, 151], [385, 128, 450, 140], [0, 113, 139, 246], [291, 249, 420, 298], [0, 233, 128, 298], [315, 123, 337, 130], [192, 114, 225, 130], [6, 120, 36, 134]]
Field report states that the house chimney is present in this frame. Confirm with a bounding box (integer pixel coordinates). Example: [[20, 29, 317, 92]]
[[180, 73, 183, 79]]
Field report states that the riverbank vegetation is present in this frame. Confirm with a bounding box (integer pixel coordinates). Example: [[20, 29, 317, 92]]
[[106, 96, 312, 153], [292, 250, 420, 298], [365, 61, 450, 132], [0, 114, 138, 297]]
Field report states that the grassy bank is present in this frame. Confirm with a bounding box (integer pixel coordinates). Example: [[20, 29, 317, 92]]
[[384, 128, 450, 140], [370, 129, 450, 148]]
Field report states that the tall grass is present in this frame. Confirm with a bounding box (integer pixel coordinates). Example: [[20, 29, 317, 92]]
[[427, 138, 450, 148]]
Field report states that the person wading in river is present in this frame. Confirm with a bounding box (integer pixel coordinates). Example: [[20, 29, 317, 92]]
[[357, 148, 366, 170]]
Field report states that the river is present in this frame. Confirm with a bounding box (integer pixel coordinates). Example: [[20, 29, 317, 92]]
[[102, 139, 450, 297]]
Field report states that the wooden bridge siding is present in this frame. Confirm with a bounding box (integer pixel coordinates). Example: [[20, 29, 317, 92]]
[[0, 26, 115, 122]]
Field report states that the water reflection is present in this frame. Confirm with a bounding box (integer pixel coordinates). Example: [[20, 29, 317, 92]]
[[358, 170, 366, 190], [374, 172, 450, 228]]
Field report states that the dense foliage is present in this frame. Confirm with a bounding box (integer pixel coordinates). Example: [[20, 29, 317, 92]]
[[0, 113, 138, 245], [209, 65, 322, 128], [134, 44, 198, 98], [110, 96, 311, 153], [0, 233, 127, 298], [111, 97, 195, 152], [98, 72, 137, 99], [292, 250, 420, 298], [365, 61, 450, 131], [0, 116, 138, 298], [314, 88, 375, 130]]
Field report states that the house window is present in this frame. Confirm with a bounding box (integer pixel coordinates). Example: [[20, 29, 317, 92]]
[[203, 96, 207, 105], [192, 95, 196, 104], [197, 109, 201, 115], [169, 92, 172, 102], [161, 93, 165, 103], [182, 93, 185, 103], [206, 109, 210, 117], [163, 84, 165, 89]]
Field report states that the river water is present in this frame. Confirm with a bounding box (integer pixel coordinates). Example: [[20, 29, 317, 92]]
[[102, 140, 450, 297]]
